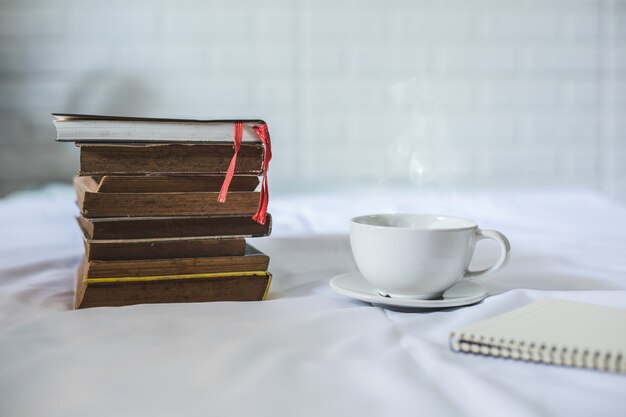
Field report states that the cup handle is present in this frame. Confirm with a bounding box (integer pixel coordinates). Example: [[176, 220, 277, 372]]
[[464, 228, 511, 280]]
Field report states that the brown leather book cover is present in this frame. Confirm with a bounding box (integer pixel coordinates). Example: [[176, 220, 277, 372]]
[[77, 214, 272, 240], [78, 143, 265, 175], [74, 175, 260, 218], [75, 260, 272, 309], [93, 175, 259, 193], [83, 236, 247, 261], [84, 244, 269, 278]]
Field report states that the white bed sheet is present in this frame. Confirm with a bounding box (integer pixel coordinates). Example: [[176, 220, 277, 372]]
[[1, 185, 626, 417]]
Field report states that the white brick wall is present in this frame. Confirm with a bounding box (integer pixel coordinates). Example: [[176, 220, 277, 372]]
[[0, 0, 624, 199]]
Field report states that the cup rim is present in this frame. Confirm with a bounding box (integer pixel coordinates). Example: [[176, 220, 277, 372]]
[[350, 213, 478, 231]]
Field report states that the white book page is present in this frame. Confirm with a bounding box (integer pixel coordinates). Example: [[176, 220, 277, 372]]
[[453, 298, 626, 356]]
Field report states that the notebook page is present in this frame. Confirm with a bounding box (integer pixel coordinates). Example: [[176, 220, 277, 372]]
[[452, 298, 626, 356]]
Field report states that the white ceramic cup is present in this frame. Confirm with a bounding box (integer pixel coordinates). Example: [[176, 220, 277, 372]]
[[350, 213, 510, 299]]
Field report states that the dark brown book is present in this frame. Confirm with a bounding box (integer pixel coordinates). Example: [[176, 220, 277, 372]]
[[83, 236, 247, 261], [93, 175, 259, 193], [78, 214, 272, 240], [84, 244, 269, 279], [75, 260, 272, 308], [74, 175, 260, 218], [78, 143, 265, 175]]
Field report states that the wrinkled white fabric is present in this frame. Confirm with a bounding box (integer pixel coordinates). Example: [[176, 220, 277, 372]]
[[1, 185, 625, 417]]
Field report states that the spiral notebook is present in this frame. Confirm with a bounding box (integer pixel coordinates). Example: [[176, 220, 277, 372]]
[[450, 298, 626, 373]]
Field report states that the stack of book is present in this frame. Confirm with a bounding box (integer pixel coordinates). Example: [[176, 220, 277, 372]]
[[54, 114, 273, 308]]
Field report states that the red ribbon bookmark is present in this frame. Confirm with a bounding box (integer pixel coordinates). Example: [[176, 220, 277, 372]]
[[217, 122, 243, 203], [251, 123, 271, 225], [217, 121, 272, 225]]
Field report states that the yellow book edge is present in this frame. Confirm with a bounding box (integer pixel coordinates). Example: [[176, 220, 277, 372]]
[[262, 273, 272, 301], [82, 270, 273, 300], [84, 270, 271, 283]]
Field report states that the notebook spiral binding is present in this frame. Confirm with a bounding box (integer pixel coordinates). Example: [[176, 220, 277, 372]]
[[450, 332, 626, 373]]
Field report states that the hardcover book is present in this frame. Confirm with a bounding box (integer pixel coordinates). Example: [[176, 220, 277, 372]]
[[77, 143, 265, 175], [83, 236, 247, 261], [83, 244, 270, 279], [76, 262, 272, 308], [90, 175, 259, 193], [74, 175, 260, 218], [77, 214, 272, 240], [53, 114, 266, 143]]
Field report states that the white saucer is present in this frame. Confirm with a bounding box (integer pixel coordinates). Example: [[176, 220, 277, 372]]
[[329, 271, 488, 310]]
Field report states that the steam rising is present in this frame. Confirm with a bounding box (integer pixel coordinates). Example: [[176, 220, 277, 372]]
[[359, 76, 464, 215], [387, 76, 461, 188]]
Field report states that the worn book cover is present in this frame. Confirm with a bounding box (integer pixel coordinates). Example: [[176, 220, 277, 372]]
[[75, 261, 272, 308], [74, 175, 260, 218], [91, 175, 259, 193], [78, 214, 272, 240], [83, 235, 247, 261], [83, 244, 269, 278], [77, 143, 265, 175]]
